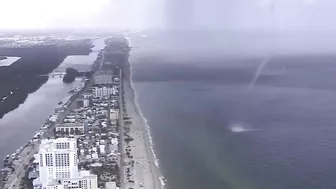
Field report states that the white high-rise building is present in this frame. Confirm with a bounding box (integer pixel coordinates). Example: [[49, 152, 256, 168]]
[[94, 86, 117, 98], [83, 99, 90, 108], [35, 138, 98, 189], [39, 138, 78, 182]]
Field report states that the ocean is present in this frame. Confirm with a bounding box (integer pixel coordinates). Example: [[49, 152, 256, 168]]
[[130, 31, 336, 189], [2, 32, 336, 189]]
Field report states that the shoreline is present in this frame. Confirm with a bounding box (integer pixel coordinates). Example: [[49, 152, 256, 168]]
[[0, 38, 104, 188], [0, 77, 83, 161], [122, 49, 165, 188], [2, 77, 85, 188], [1, 36, 165, 189]]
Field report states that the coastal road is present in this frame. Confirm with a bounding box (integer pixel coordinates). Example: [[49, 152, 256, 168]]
[[118, 68, 125, 189], [99, 51, 105, 69], [4, 45, 105, 189], [5, 145, 38, 189], [5, 69, 94, 189]]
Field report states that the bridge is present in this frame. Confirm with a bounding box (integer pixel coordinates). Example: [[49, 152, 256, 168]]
[[42, 71, 66, 78]]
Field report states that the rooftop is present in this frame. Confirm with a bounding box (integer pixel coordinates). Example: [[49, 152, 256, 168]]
[[56, 123, 84, 128], [39, 138, 77, 152], [95, 70, 113, 75]]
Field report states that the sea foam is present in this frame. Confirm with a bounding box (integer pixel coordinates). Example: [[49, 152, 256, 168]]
[[229, 123, 257, 133], [127, 36, 167, 189]]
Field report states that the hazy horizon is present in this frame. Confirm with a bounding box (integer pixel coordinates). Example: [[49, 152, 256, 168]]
[[0, 0, 336, 31], [2, 0, 336, 56]]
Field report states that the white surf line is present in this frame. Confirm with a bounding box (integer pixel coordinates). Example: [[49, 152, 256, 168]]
[[1, 96, 8, 102], [248, 56, 271, 90], [126, 36, 167, 188]]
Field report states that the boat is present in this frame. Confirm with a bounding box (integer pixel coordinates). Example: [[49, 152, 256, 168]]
[[3, 155, 10, 161], [68, 89, 76, 94], [58, 101, 63, 105], [3, 155, 10, 166]]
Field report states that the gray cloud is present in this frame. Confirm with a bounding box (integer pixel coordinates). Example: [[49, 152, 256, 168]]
[[0, 0, 335, 32]]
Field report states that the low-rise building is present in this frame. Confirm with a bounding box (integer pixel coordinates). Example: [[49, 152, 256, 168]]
[[77, 98, 91, 108], [49, 114, 59, 122], [111, 138, 118, 145], [56, 123, 85, 136], [110, 109, 119, 120], [99, 145, 106, 154], [93, 70, 113, 85], [83, 93, 93, 98], [105, 181, 119, 189]]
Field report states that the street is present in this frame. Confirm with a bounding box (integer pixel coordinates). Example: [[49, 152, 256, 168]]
[[5, 144, 38, 189]]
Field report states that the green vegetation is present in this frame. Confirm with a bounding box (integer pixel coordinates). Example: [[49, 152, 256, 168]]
[[124, 136, 134, 143], [0, 42, 93, 118], [0, 48, 67, 118], [91, 164, 120, 187], [63, 67, 80, 83], [63, 67, 94, 83], [19, 167, 33, 189]]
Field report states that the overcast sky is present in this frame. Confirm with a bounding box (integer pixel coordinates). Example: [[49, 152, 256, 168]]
[[0, 0, 335, 32]]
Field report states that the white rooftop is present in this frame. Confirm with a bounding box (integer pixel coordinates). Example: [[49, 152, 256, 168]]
[[56, 123, 84, 128], [39, 138, 77, 153]]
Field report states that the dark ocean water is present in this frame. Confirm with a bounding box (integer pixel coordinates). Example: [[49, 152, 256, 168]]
[[130, 32, 336, 189], [2, 32, 336, 189]]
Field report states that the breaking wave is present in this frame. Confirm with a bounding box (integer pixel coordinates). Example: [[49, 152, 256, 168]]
[[127, 36, 167, 189], [229, 123, 257, 133]]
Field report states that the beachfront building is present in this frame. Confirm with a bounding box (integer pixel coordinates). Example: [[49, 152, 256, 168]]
[[110, 109, 119, 120], [34, 138, 98, 189], [77, 98, 91, 108], [56, 123, 85, 136], [49, 113, 59, 122], [83, 99, 90, 108], [105, 181, 118, 189], [93, 70, 113, 85], [83, 93, 93, 98], [94, 86, 117, 98]]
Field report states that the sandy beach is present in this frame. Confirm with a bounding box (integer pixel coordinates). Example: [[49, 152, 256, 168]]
[[121, 59, 163, 189]]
